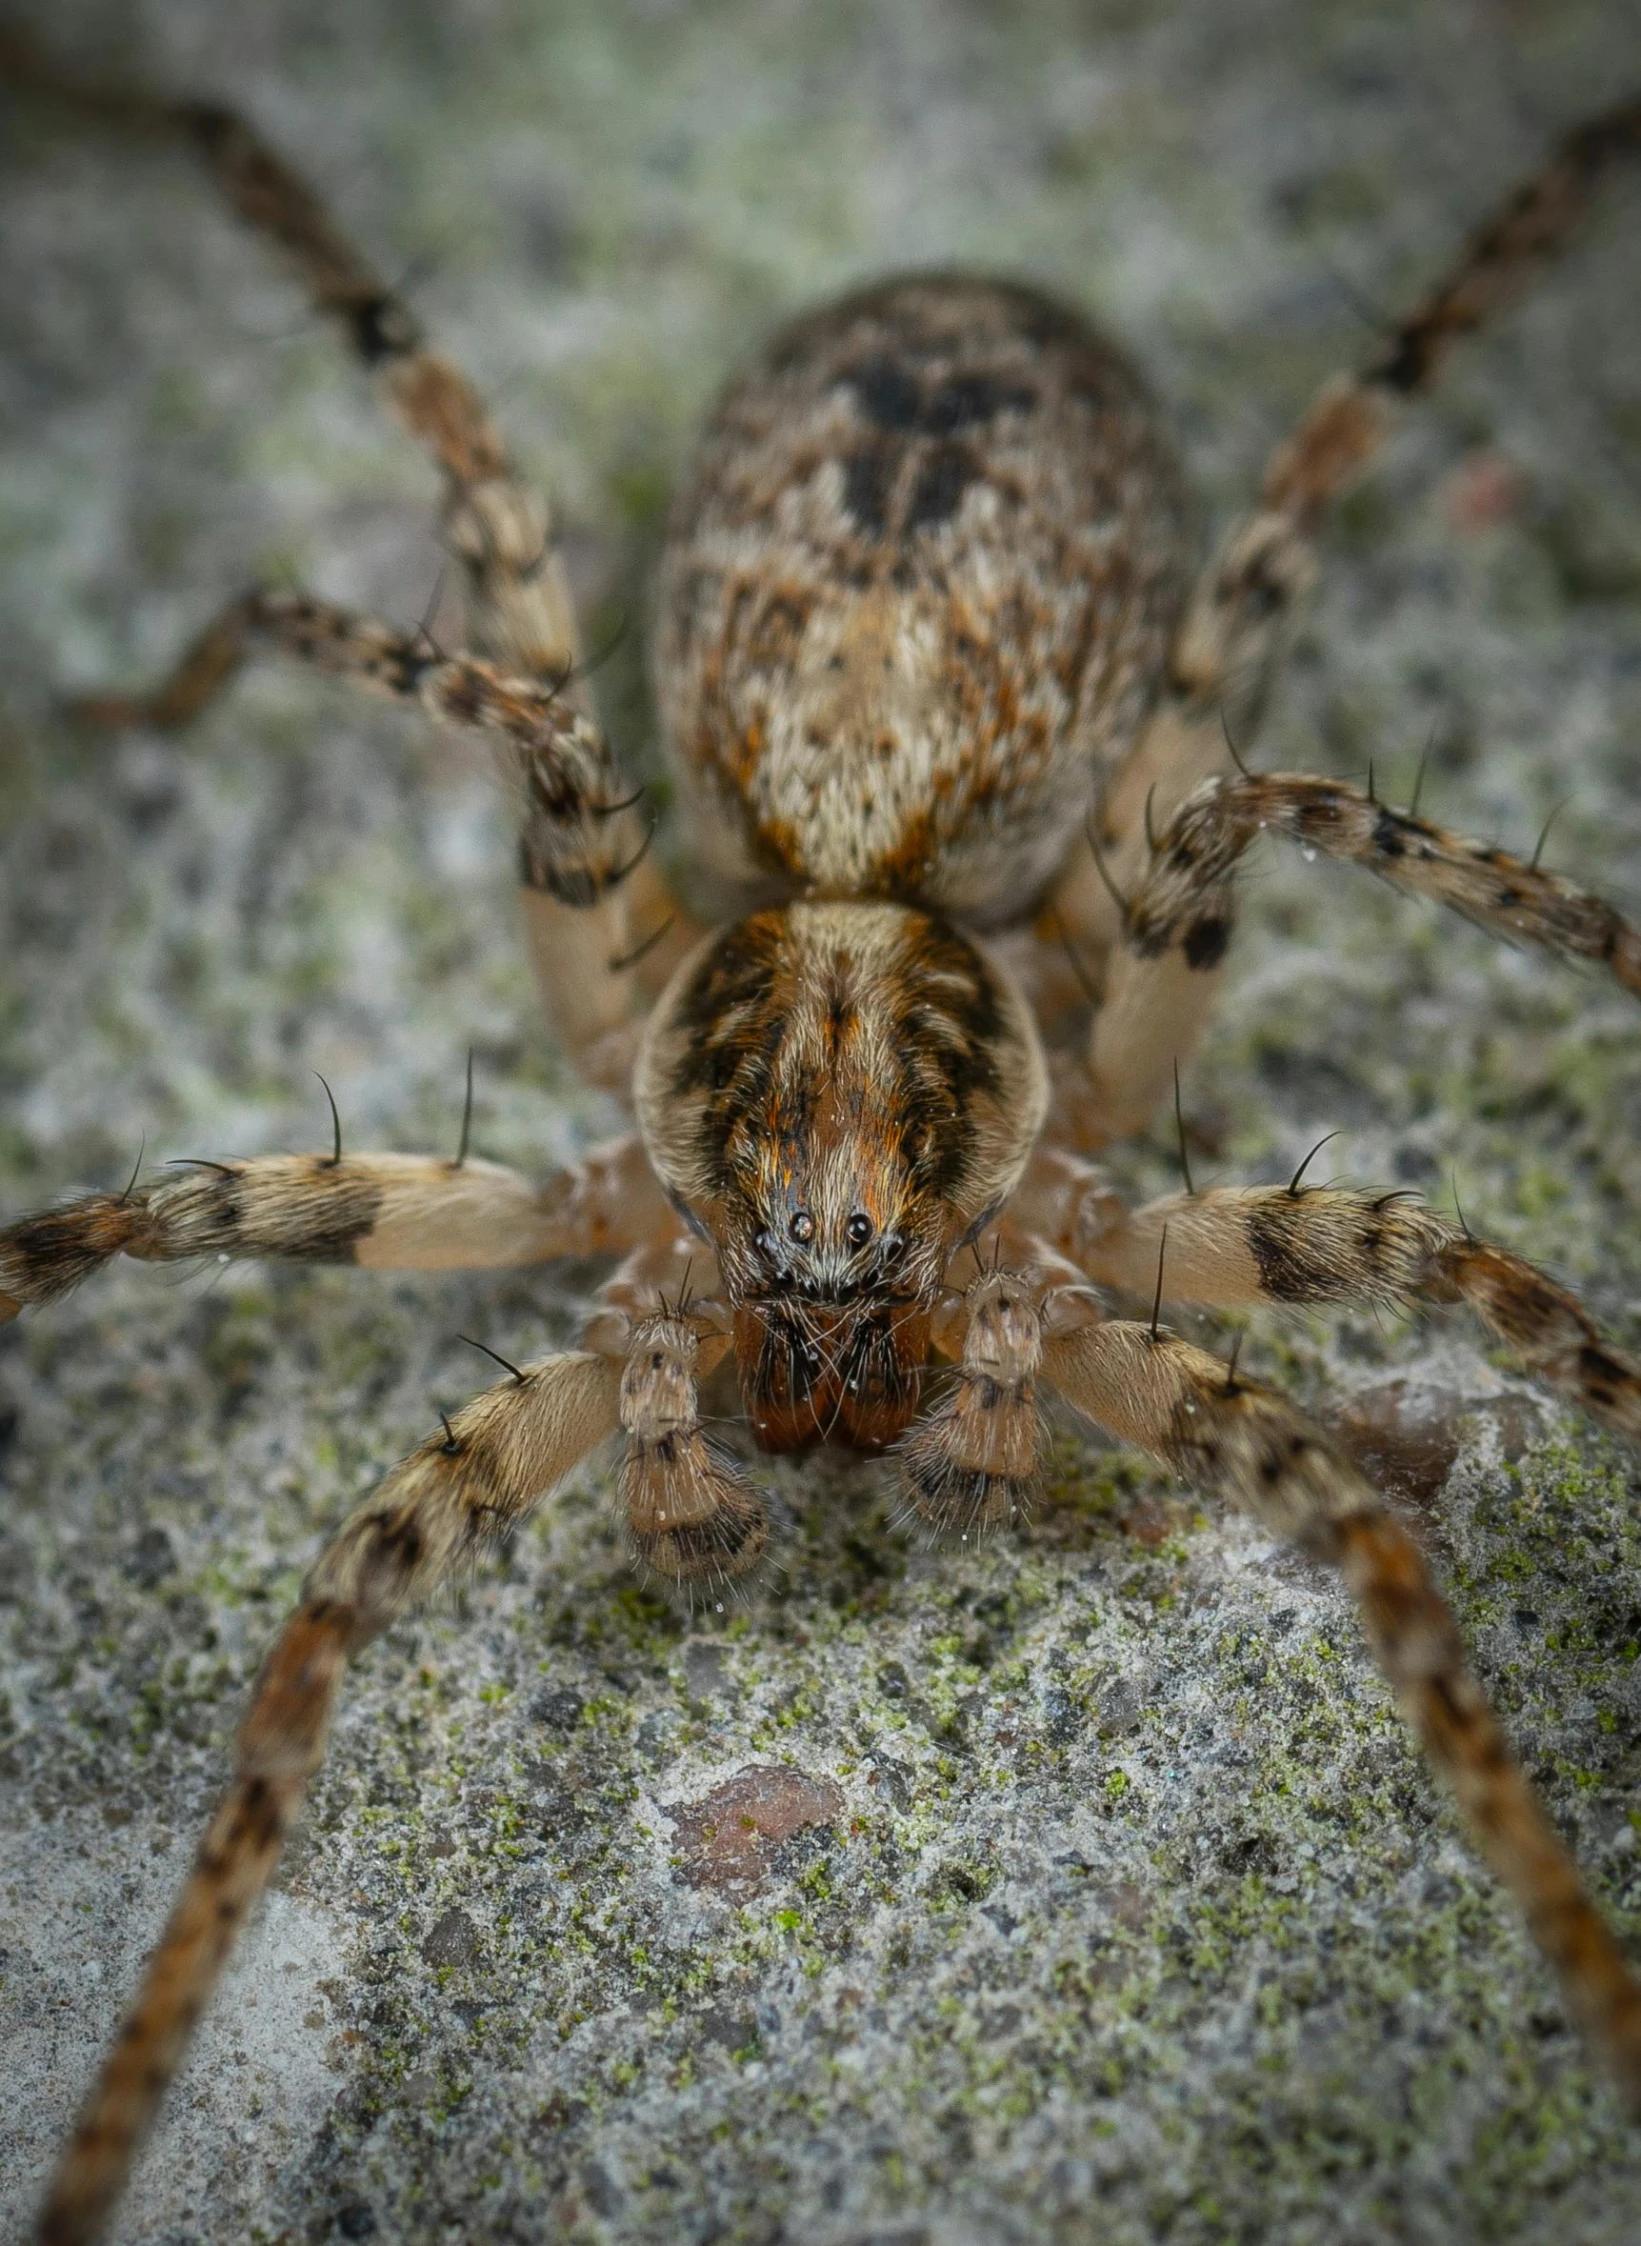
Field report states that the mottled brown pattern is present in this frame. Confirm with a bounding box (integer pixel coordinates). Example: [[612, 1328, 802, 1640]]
[[654, 274, 1192, 920]]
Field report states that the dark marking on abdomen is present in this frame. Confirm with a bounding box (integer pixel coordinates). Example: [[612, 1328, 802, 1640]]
[[906, 441, 980, 533], [843, 446, 895, 537]]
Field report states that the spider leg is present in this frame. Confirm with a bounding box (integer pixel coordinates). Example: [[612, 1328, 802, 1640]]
[[1036, 1304, 1641, 2120], [1039, 689, 1243, 1027], [1038, 93, 1641, 1132], [619, 1310, 778, 1590], [1179, 89, 1641, 750], [1075, 768, 1641, 1140], [0, 1134, 666, 1320], [895, 1270, 1043, 1543], [66, 587, 689, 1076], [0, 27, 578, 682], [1011, 1144, 1641, 1445], [578, 1233, 782, 1594], [3, 41, 698, 1069], [34, 1344, 623, 2246]]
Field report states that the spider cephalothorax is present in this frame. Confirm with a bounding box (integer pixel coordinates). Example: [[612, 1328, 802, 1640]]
[[636, 899, 1047, 1447], [5, 35, 1641, 2246]]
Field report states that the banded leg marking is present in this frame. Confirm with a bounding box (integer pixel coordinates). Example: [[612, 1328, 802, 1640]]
[[0, 28, 578, 678], [37, 1349, 621, 2246], [2, 33, 697, 1069], [75, 590, 646, 900], [1178, 93, 1641, 728], [1131, 773, 1641, 997], [1266, 94, 1641, 516], [1016, 1150, 1641, 1446], [66, 585, 686, 1080], [1081, 769, 1641, 1142], [1045, 93, 1641, 1138], [1041, 1316, 1641, 2117], [0, 1136, 668, 1320]]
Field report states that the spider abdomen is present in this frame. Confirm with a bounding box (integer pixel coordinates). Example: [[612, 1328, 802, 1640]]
[[652, 273, 1193, 924]]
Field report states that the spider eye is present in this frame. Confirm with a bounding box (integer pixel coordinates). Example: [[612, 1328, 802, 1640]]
[[788, 1210, 815, 1244], [845, 1211, 874, 1249], [754, 1227, 780, 1261]]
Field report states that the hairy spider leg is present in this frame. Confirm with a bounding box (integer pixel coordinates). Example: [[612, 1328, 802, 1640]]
[[36, 1348, 623, 2246], [1011, 1145, 1641, 1445], [68, 588, 690, 1076], [6, 24, 1641, 2233], [578, 1228, 787, 1594], [1074, 767, 1641, 1142], [0, 26, 574, 679], [1043, 92, 1641, 1137], [618, 1311, 781, 1589], [0, 1136, 665, 1320], [1037, 1308, 1641, 2119], [896, 1269, 1044, 1542], [0, 34, 694, 1081]]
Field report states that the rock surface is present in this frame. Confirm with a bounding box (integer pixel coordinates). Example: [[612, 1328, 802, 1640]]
[[3, 3, 1641, 2241]]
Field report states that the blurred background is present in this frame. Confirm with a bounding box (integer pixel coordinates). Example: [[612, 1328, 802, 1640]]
[[3, 4, 1641, 2242]]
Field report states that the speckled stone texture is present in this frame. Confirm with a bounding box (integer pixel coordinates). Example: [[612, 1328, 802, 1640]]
[[3, 3, 1641, 2242]]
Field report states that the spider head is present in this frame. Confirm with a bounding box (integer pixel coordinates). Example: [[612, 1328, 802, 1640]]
[[636, 900, 1046, 1449]]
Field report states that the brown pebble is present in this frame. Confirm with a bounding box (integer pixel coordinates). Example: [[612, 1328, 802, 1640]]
[[669, 1764, 844, 1894]]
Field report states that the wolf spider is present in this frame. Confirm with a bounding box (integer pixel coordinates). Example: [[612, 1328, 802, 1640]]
[[4, 29, 1641, 2244]]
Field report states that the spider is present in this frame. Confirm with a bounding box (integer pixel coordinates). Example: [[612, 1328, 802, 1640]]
[[3, 25, 1641, 2244]]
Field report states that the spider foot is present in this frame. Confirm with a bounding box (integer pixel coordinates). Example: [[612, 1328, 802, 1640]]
[[620, 1314, 781, 1592], [897, 1273, 1042, 1546]]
